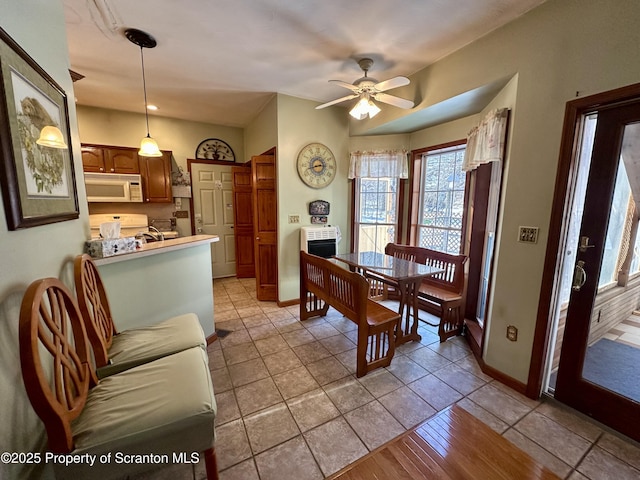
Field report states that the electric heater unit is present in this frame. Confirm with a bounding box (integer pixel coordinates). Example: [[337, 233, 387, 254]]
[[300, 226, 338, 258]]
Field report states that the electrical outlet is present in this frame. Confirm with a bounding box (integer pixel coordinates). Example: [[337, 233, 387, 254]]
[[173, 210, 189, 218], [288, 214, 300, 224], [518, 226, 539, 243], [506, 325, 518, 341]]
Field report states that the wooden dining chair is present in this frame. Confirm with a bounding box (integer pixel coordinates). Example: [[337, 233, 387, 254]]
[[19, 277, 218, 480], [74, 254, 207, 377]]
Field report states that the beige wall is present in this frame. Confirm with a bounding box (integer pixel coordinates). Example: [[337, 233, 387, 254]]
[[76, 105, 244, 235], [77, 105, 245, 167], [275, 95, 350, 301], [349, 133, 411, 152], [0, 1, 85, 478], [351, 0, 640, 384], [244, 94, 278, 159]]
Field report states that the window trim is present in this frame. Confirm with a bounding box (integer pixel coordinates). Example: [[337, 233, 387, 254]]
[[352, 176, 402, 254], [349, 175, 408, 252], [409, 140, 469, 253]]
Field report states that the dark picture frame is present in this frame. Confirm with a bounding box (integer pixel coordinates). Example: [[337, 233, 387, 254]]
[[0, 27, 78, 230], [309, 200, 330, 215]]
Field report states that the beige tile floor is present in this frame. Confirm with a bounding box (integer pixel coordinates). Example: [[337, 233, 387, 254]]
[[132, 276, 640, 480]]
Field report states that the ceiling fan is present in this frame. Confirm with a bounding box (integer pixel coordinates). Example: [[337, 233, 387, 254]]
[[316, 58, 415, 120]]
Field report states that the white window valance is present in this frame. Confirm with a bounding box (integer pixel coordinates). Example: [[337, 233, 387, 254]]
[[348, 149, 409, 179], [462, 108, 509, 172]]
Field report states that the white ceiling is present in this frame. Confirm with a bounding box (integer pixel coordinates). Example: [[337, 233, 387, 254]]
[[63, 0, 546, 130]]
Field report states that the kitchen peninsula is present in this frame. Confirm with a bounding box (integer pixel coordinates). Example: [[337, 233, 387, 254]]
[[92, 235, 219, 339]]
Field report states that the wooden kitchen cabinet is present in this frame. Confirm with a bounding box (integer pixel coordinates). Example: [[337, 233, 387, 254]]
[[139, 151, 173, 202], [81, 145, 139, 174], [81, 143, 173, 203]]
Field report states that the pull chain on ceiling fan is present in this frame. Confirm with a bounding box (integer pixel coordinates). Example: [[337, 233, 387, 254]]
[[316, 58, 414, 119]]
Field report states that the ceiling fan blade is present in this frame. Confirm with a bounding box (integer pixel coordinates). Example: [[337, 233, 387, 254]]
[[329, 79, 359, 92], [374, 76, 410, 92], [316, 94, 359, 109], [374, 92, 414, 109]]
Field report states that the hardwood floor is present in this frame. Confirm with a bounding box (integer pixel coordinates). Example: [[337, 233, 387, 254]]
[[328, 404, 560, 480]]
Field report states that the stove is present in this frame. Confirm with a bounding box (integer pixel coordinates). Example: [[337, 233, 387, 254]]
[[89, 213, 179, 240]]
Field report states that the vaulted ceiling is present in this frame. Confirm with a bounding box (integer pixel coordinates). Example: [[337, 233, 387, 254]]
[[64, 0, 547, 130]]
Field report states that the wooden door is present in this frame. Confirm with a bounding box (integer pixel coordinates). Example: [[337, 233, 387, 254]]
[[191, 162, 236, 278], [232, 165, 255, 278], [139, 152, 172, 202], [554, 100, 640, 441], [252, 154, 278, 301]]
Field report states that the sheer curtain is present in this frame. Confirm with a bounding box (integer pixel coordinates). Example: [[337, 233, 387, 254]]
[[463, 108, 509, 172], [348, 149, 409, 179]]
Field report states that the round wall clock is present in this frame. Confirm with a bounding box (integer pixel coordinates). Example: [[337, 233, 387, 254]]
[[195, 138, 235, 161], [296, 143, 336, 188]]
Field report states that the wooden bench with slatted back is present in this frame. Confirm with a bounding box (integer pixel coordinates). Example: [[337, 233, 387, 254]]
[[385, 243, 467, 342], [300, 251, 400, 377]]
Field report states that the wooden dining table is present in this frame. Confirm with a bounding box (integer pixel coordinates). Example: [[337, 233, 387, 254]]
[[333, 252, 444, 345]]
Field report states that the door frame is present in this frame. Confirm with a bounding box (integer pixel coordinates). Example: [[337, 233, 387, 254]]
[[251, 151, 278, 301], [232, 164, 255, 278], [530, 83, 640, 399]]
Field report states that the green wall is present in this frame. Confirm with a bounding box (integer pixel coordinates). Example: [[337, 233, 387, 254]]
[[0, 1, 85, 478]]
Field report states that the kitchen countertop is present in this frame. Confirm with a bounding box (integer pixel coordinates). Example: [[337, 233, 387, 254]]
[[93, 235, 219, 266]]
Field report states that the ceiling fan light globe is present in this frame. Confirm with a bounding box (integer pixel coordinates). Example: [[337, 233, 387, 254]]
[[349, 97, 381, 120], [139, 135, 162, 157], [349, 97, 370, 119], [367, 100, 381, 118]]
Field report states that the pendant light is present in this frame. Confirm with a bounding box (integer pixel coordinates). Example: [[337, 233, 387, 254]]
[[36, 126, 68, 149], [125, 28, 162, 157]]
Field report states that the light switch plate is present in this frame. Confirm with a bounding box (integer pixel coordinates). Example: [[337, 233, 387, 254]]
[[518, 226, 539, 243], [288, 214, 300, 224]]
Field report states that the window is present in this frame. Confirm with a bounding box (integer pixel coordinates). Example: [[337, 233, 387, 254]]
[[354, 177, 399, 254], [598, 157, 640, 288], [416, 145, 467, 254]]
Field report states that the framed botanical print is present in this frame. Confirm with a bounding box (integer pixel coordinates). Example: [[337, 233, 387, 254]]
[[0, 26, 78, 230]]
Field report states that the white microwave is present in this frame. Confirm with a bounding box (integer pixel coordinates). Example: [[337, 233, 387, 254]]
[[84, 173, 143, 203]]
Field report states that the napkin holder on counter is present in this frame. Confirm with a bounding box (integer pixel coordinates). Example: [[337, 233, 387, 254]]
[[85, 237, 137, 259]]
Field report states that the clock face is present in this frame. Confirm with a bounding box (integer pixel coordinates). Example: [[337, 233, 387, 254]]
[[297, 143, 336, 188]]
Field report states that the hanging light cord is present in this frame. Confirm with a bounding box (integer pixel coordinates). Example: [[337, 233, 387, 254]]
[[139, 45, 151, 137]]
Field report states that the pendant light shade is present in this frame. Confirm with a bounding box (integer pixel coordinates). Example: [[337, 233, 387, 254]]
[[36, 126, 68, 149], [125, 28, 162, 157], [139, 134, 162, 157]]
